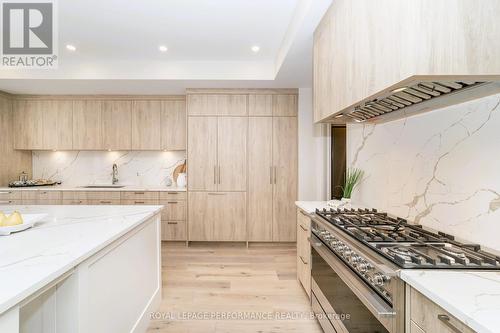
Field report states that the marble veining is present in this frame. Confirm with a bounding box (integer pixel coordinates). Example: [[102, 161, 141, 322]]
[[347, 93, 500, 252], [0, 205, 162, 315], [401, 270, 500, 333], [32, 151, 186, 187]]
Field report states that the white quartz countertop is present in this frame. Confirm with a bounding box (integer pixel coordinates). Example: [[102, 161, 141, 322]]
[[0, 204, 163, 315], [295, 201, 331, 214], [401, 270, 500, 333], [0, 185, 186, 192]]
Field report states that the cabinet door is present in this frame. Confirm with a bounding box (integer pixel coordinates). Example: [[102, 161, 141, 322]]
[[73, 100, 103, 150], [247, 117, 273, 241], [131, 100, 161, 150], [212, 192, 246, 241], [188, 191, 216, 241], [273, 95, 298, 117], [272, 117, 298, 241], [161, 100, 186, 150], [313, 15, 333, 123], [13, 100, 44, 150], [188, 94, 247, 116], [187, 117, 217, 191], [102, 100, 132, 150], [217, 117, 247, 191], [43, 100, 73, 150], [248, 94, 272, 116]]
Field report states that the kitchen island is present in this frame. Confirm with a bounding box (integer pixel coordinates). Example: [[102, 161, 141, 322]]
[[0, 205, 163, 333]]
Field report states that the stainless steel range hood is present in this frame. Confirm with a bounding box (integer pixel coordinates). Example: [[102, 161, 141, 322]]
[[329, 76, 500, 124]]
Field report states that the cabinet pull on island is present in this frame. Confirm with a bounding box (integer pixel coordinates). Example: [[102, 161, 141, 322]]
[[437, 315, 462, 333]]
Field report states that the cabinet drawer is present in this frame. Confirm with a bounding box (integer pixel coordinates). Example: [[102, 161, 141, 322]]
[[160, 200, 186, 221], [21, 191, 39, 200], [159, 191, 186, 200], [0, 199, 22, 205], [297, 209, 310, 230], [121, 199, 159, 205], [410, 288, 474, 333], [37, 199, 62, 205], [161, 220, 187, 241], [62, 191, 90, 200], [89, 199, 121, 205], [121, 191, 159, 201], [0, 190, 22, 200], [37, 191, 62, 200], [62, 199, 89, 205], [410, 321, 425, 333], [87, 191, 121, 200]]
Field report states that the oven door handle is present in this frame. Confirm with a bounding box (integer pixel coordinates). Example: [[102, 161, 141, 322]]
[[309, 234, 396, 318]]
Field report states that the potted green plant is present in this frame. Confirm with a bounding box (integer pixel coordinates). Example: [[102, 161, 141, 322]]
[[341, 168, 364, 206]]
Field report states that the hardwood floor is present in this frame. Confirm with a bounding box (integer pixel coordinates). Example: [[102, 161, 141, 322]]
[[147, 242, 322, 333]]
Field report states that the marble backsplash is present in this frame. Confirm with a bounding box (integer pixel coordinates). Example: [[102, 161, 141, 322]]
[[32, 151, 186, 187], [347, 93, 500, 252]]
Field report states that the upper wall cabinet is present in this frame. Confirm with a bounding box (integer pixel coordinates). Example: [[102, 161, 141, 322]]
[[73, 100, 102, 150], [14, 100, 72, 150], [131, 100, 161, 150], [12, 96, 187, 151], [313, 0, 500, 123], [161, 100, 186, 151], [187, 94, 247, 116]]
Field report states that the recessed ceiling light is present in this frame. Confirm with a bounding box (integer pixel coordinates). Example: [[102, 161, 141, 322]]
[[66, 44, 76, 51], [158, 45, 168, 52], [251, 45, 260, 53]]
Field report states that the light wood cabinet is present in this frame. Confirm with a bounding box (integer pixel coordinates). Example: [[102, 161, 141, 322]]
[[131, 100, 161, 150], [42, 101, 73, 150], [217, 117, 247, 191], [187, 117, 218, 191], [272, 95, 297, 116], [409, 287, 474, 333], [101, 100, 132, 150], [187, 94, 247, 116], [272, 117, 298, 241], [296, 209, 311, 297], [188, 191, 246, 241], [73, 100, 102, 150], [248, 94, 272, 116], [247, 117, 273, 241], [161, 221, 187, 241], [13, 100, 44, 150], [161, 100, 186, 150]]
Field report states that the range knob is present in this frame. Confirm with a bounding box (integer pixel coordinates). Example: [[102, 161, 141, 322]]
[[342, 248, 354, 258], [319, 230, 330, 237], [350, 254, 362, 265], [357, 261, 374, 273], [371, 273, 390, 287]]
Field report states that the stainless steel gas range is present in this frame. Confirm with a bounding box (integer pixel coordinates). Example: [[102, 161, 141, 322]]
[[310, 208, 500, 333]]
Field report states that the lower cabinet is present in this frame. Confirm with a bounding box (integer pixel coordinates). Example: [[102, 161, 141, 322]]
[[188, 191, 246, 241], [408, 287, 474, 333], [296, 209, 311, 297], [159, 192, 187, 241]]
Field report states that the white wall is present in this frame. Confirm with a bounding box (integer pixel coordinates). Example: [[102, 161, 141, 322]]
[[347, 93, 500, 252], [298, 88, 330, 200]]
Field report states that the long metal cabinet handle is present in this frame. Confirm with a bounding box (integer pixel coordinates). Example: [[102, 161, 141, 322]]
[[273, 167, 277, 184], [214, 166, 217, 184], [299, 256, 308, 265], [218, 165, 221, 184], [437, 315, 462, 333]]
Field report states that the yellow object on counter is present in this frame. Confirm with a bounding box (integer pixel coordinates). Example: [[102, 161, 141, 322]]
[[0, 211, 24, 227]]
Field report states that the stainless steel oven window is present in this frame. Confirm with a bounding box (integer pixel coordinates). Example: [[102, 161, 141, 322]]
[[311, 246, 390, 333]]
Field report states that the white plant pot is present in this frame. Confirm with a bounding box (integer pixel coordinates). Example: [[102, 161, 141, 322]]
[[340, 197, 351, 208]]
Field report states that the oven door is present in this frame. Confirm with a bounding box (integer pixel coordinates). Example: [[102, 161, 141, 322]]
[[310, 234, 396, 333]]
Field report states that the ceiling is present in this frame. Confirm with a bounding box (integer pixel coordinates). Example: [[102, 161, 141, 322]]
[[0, 0, 332, 94]]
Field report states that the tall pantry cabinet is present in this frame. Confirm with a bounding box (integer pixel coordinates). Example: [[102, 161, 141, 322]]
[[187, 89, 298, 242]]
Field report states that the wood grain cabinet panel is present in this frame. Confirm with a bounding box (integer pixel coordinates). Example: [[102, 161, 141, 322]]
[[131, 100, 161, 150], [296, 209, 311, 297], [272, 117, 298, 242], [161, 221, 187, 241], [248, 94, 272, 116], [160, 191, 186, 200], [188, 191, 216, 241], [101, 100, 132, 150], [42, 100, 73, 150], [187, 117, 218, 191], [217, 117, 247, 191], [73, 100, 103, 150], [13, 100, 44, 150], [272, 95, 298, 117], [161, 100, 186, 151], [160, 200, 186, 221], [187, 94, 247, 116], [247, 117, 273, 241]]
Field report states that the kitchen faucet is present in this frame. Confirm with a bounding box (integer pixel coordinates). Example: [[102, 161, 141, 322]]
[[112, 164, 119, 185]]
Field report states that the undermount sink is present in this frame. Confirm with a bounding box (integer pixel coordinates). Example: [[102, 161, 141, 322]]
[[81, 185, 125, 188]]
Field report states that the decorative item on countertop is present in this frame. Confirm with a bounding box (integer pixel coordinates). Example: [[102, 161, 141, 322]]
[[8, 179, 61, 188], [172, 160, 186, 183], [0, 210, 48, 236], [340, 168, 364, 207]]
